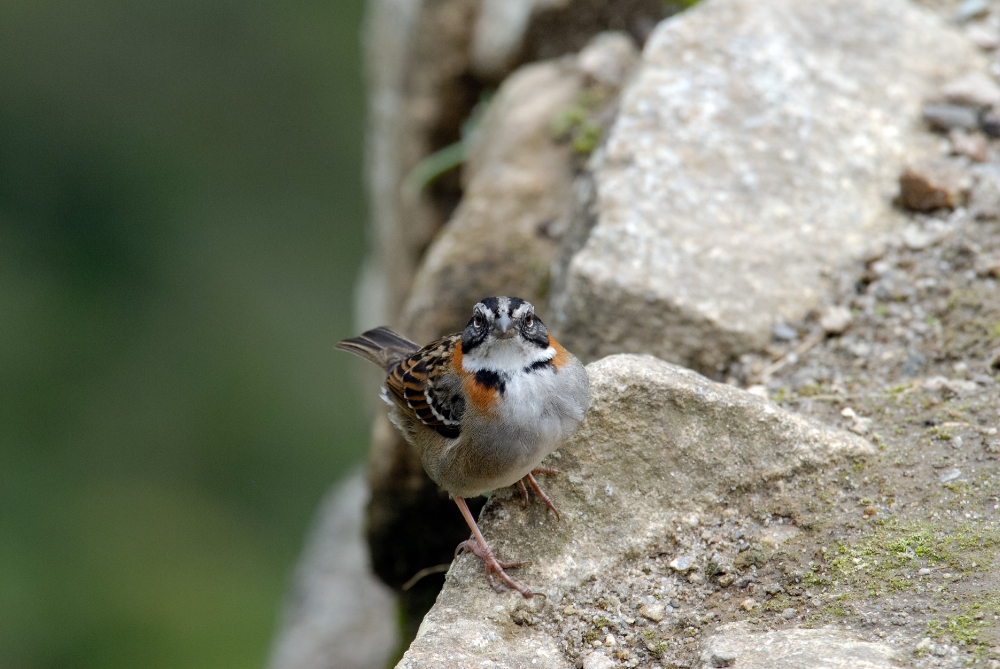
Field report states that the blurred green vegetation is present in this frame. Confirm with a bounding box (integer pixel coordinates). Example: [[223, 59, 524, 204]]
[[0, 1, 370, 668]]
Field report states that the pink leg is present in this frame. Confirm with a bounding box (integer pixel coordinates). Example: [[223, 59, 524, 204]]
[[453, 497, 543, 598], [523, 471, 560, 520], [515, 479, 530, 507]]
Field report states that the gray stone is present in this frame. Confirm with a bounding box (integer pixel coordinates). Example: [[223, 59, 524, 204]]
[[581, 651, 615, 669], [896, 158, 971, 211], [971, 164, 1000, 219], [400, 55, 585, 343], [939, 468, 963, 484], [966, 25, 1000, 51], [922, 103, 979, 131], [395, 355, 872, 668], [669, 555, 694, 572], [955, 0, 990, 23], [550, 0, 981, 372], [949, 127, 987, 162], [698, 623, 901, 669], [268, 473, 399, 669], [941, 71, 1000, 109], [820, 305, 853, 335]]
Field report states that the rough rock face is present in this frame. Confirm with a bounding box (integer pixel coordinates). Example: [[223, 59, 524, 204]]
[[395, 355, 873, 668], [402, 33, 638, 343], [698, 623, 901, 669], [400, 57, 582, 342], [268, 473, 398, 669], [551, 0, 982, 372]]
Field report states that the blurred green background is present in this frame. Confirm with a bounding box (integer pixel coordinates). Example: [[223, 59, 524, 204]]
[[0, 1, 370, 667]]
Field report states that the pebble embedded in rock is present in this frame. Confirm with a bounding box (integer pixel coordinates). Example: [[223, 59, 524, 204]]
[[939, 468, 963, 483], [639, 603, 666, 623], [922, 103, 979, 131], [781, 608, 797, 620], [919, 568, 932, 576], [942, 71, 1000, 108], [740, 598, 757, 612], [955, 0, 990, 22], [670, 555, 694, 572], [772, 323, 798, 342], [582, 651, 616, 669], [967, 25, 1000, 50], [981, 108, 1000, 137], [688, 572, 705, 585], [949, 128, 988, 162], [820, 306, 853, 335], [896, 158, 970, 211], [710, 650, 738, 668]]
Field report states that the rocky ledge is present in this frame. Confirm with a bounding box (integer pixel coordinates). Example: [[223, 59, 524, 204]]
[[397, 355, 872, 669]]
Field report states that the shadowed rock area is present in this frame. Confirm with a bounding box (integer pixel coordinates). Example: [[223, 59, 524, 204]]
[[396, 355, 872, 668]]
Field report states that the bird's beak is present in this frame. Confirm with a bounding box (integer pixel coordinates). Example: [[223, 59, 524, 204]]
[[494, 314, 514, 338]]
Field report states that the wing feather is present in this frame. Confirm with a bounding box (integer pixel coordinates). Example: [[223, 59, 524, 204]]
[[384, 334, 464, 439]]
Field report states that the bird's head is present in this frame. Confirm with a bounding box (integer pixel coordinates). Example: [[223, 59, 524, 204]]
[[461, 297, 550, 368]]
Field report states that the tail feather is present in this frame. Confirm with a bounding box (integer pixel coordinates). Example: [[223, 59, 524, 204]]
[[336, 326, 419, 370]]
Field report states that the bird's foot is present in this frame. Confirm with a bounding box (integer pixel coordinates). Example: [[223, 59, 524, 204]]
[[522, 471, 560, 520], [455, 540, 541, 597]]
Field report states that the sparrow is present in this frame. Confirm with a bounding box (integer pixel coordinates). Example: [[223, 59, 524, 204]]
[[337, 296, 591, 597]]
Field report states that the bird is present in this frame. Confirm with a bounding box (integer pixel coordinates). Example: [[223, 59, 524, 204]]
[[337, 296, 591, 597]]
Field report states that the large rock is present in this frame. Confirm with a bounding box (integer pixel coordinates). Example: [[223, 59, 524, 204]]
[[360, 0, 664, 333], [551, 0, 982, 372], [396, 355, 873, 668], [402, 33, 638, 343], [698, 623, 901, 669], [268, 473, 398, 669]]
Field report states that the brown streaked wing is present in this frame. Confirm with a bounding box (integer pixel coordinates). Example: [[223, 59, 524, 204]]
[[384, 334, 463, 439]]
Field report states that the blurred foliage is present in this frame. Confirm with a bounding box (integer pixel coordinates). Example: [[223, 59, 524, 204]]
[[0, 1, 369, 668]]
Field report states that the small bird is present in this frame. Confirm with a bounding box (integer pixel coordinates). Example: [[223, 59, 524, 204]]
[[337, 296, 591, 596]]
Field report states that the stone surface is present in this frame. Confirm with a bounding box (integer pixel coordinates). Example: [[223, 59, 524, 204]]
[[941, 70, 1000, 108], [551, 0, 981, 372], [471, 0, 666, 81], [896, 158, 972, 211], [268, 472, 398, 669], [922, 103, 979, 131], [820, 305, 853, 335], [697, 623, 901, 669], [399, 55, 584, 343], [395, 355, 872, 668]]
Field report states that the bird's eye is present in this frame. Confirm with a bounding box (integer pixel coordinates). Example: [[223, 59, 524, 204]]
[[474, 315, 484, 327], [525, 314, 534, 327]]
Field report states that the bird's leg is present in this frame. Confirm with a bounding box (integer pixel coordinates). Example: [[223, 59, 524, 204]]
[[523, 471, 560, 520], [453, 496, 543, 598], [515, 479, 530, 506]]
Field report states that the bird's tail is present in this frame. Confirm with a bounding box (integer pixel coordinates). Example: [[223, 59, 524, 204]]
[[336, 326, 420, 371]]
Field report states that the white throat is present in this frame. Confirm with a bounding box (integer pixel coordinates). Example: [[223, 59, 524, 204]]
[[461, 339, 555, 374]]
